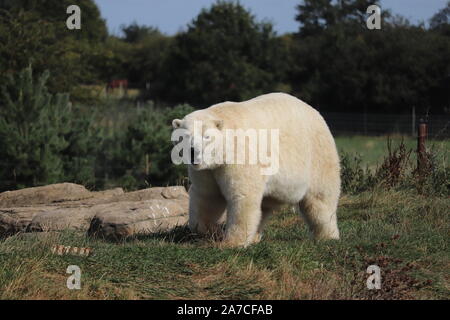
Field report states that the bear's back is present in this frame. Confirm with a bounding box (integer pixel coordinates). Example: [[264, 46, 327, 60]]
[[207, 92, 324, 133]]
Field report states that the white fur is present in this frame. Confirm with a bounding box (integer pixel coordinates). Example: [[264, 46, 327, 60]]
[[173, 93, 341, 247]]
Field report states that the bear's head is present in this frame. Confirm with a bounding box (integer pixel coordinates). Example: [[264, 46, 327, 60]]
[[172, 111, 224, 171]]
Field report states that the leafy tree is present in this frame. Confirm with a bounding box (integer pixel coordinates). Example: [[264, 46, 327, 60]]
[[157, 1, 288, 107], [0, 0, 107, 42], [0, 0, 108, 99], [121, 22, 162, 44], [296, 0, 336, 36], [97, 36, 133, 82], [296, 0, 387, 36], [118, 24, 173, 93], [60, 104, 101, 188], [290, 0, 450, 115], [430, 1, 450, 36]]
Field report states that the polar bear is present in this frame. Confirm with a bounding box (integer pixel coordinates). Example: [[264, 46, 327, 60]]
[[172, 93, 340, 247]]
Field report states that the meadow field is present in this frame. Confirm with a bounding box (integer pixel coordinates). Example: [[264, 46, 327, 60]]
[[0, 135, 448, 300], [335, 135, 450, 169], [1, 0, 449, 302]]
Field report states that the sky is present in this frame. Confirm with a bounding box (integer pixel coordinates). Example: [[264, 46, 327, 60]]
[[94, 0, 449, 36]]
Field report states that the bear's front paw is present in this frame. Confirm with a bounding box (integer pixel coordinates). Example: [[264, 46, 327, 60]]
[[313, 228, 340, 241], [252, 232, 263, 244], [219, 234, 257, 248], [218, 239, 247, 249]]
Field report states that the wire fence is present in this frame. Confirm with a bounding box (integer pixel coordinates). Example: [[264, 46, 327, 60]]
[[322, 112, 450, 139], [1, 111, 448, 191], [83, 100, 450, 139]]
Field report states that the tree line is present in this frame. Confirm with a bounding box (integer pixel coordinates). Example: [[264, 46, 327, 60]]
[[0, 0, 449, 191], [1, 0, 449, 114]]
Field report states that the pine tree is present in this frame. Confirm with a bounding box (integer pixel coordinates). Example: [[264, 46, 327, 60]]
[[0, 66, 70, 190], [115, 104, 195, 189]]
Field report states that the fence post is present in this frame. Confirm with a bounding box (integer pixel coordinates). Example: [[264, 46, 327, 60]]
[[363, 111, 367, 135], [417, 118, 428, 173], [145, 153, 150, 176]]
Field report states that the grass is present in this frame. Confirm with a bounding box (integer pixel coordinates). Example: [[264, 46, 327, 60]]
[[0, 189, 448, 300], [0, 135, 448, 300], [335, 135, 450, 170]]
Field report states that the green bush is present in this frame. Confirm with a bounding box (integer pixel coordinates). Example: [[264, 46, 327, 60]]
[[97, 103, 194, 190], [123, 103, 194, 188], [340, 138, 449, 196], [411, 146, 450, 197], [340, 153, 375, 194], [60, 104, 101, 188]]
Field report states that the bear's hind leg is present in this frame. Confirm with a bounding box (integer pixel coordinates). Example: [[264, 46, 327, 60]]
[[254, 198, 282, 243], [299, 192, 339, 240]]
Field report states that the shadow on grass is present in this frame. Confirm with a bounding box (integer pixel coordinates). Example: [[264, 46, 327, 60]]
[[131, 225, 203, 243], [88, 225, 211, 245]]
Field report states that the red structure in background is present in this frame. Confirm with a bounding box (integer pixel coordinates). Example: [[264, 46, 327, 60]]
[[107, 79, 128, 93]]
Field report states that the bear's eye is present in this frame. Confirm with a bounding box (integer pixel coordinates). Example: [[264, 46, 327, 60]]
[[204, 135, 211, 141]]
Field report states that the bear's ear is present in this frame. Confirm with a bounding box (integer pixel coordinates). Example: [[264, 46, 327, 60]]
[[172, 119, 183, 129], [214, 120, 224, 130]]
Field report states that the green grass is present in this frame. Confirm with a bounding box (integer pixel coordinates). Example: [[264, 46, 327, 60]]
[[0, 190, 448, 300], [0, 135, 448, 300], [335, 135, 450, 170]]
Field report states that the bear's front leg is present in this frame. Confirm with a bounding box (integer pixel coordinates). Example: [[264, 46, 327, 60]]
[[217, 167, 265, 247], [189, 186, 226, 239], [224, 194, 263, 247]]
